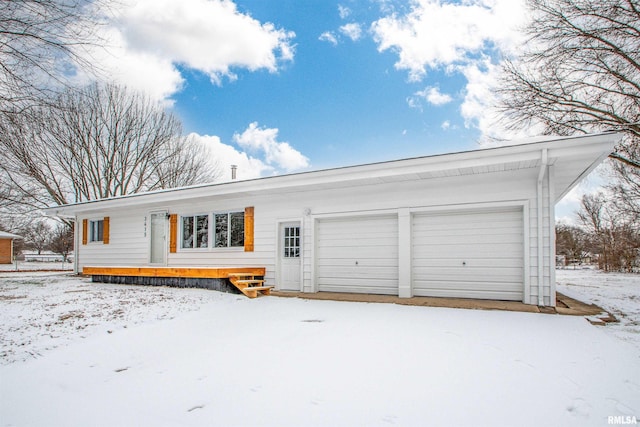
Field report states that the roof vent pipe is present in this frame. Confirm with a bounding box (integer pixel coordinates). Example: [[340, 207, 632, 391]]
[[231, 165, 237, 180]]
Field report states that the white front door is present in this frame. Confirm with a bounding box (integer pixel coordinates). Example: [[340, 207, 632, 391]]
[[150, 212, 167, 265], [279, 222, 301, 291]]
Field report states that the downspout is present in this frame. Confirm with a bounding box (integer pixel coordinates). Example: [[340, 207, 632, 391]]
[[537, 149, 548, 306], [74, 214, 80, 275]]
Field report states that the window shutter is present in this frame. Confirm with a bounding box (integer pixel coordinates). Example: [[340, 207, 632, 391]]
[[103, 217, 110, 244], [244, 206, 254, 252], [169, 214, 177, 253], [82, 219, 88, 245]]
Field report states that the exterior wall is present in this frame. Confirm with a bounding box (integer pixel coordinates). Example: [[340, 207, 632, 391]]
[[76, 165, 555, 306], [0, 239, 12, 264]]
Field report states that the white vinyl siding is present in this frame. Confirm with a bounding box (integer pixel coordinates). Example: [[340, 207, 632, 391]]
[[412, 207, 524, 301], [316, 215, 398, 295]]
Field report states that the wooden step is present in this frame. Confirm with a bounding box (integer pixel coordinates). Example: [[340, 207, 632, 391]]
[[242, 286, 273, 298], [228, 272, 260, 277], [234, 279, 265, 285]]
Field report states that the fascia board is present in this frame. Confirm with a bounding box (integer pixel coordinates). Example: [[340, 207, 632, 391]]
[[44, 132, 620, 217]]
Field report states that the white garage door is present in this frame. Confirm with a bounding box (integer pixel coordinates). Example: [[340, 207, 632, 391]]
[[316, 215, 398, 295], [412, 207, 524, 301]]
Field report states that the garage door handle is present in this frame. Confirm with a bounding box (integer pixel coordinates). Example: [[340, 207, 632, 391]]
[[462, 261, 466, 266]]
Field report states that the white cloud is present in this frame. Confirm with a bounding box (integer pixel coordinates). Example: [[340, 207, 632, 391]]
[[338, 5, 351, 19], [460, 58, 545, 145], [189, 133, 273, 181], [370, 0, 536, 144], [79, 0, 295, 101], [340, 23, 363, 41], [233, 122, 310, 172], [441, 120, 451, 130], [407, 86, 453, 110], [371, 0, 527, 81], [319, 31, 339, 46]]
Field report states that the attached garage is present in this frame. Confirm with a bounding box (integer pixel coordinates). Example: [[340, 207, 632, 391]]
[[412, 207, 525, 301], [316, 215, 398, 295]]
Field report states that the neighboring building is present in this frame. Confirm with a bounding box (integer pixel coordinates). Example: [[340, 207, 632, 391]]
[[0, 231, 22, 264], [45, 133, 618, 306]]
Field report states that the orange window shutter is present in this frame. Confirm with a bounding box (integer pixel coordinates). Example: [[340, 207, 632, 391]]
[[244, 206, 254, 252], [82, 219, 88, 245], [103, 217, 110, 244], [169, 214, 177, 253]]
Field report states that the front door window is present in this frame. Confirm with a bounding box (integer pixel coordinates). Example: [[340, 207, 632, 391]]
[[283, 226, 300, 258]]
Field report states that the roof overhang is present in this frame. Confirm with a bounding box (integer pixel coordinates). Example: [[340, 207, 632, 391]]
[[0, 231, 23, 239], [44, 132, 620, 217]]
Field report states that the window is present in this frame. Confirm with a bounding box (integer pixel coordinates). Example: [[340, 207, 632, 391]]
[[89, 219, 104, 242], [215, 211, 244, 248], [181, 214, 209, 249], [283, 226, 300, 258]]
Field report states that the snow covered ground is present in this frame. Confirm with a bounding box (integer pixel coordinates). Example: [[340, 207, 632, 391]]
[[557, 267, 640, 352], [0, 270, 638, 426]]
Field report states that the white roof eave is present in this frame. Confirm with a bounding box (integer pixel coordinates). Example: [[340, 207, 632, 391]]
[[44, 132, 620, 217]]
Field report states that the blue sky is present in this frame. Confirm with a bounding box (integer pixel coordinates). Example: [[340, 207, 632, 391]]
[[76, 0, 594, 221], [171, 0, 483, 170]]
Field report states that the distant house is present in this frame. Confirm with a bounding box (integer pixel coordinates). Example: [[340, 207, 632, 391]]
[[0, 231, 22, 264], [45, 133, 618, 306]]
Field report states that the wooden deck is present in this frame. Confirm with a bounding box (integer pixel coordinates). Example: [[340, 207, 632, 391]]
[[82, 266, 270, 298], [83, 266, 265, 279]]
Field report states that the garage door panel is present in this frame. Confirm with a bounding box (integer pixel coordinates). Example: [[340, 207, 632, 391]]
[[318, 281, 397, 295], [415, 233, 522, 245], [412, 258, 523, 268], [414, 225, 523, 237], [418, 285, 522, 300], [318, 238, 397, 248], [413, 244, 523, 259], [317, 258, 398, 268], [317, 215, 398, 295], [414, 269, 522, 286], [412, 208, 524, 301], [320, 266, 399, 279]]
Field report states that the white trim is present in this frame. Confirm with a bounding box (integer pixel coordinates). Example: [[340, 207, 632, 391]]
[[45, 133, 619, 217], [523, 201, 531, 305], [312, 207, 399, 219], [409, 200, 528, 215], [537, 149, 548, 306], [74, 215, 79, 274], [549, 165, 557, 307], [398, 209, 411, 298]]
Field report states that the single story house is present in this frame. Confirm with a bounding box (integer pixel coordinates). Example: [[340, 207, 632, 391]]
[[45, 133, 618, 306], [0, 231, 22, 264]]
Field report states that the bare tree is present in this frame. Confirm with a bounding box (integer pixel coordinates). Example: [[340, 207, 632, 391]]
[[48, 222, 73, 262], [577, 192, 639, 272], [556, 223, 589, 265], [0, 83, 221, 216], [0, 0, 108, 115], [496, 0, 640, 161], [20, 220, 51, 254]]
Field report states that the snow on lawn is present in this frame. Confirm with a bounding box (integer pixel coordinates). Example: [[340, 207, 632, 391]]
[[1, 273, 639, 426], [0, 272, 223, 364], [557, 268, 640, 351]]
